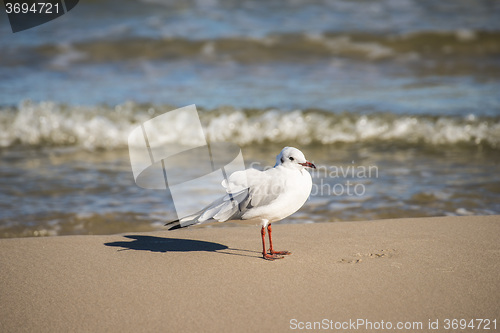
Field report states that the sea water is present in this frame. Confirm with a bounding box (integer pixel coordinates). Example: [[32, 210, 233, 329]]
[[1, 0, 499, 237]]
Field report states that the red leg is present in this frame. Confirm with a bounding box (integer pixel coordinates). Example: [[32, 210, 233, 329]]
[[267, 224, 291, 256], [261, 226, 284, 260]]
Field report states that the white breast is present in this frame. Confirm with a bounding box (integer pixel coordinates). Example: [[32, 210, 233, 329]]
[[242, 167, 312, 223]]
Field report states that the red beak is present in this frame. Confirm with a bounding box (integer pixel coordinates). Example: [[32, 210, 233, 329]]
[[299, 161, 316, 169]]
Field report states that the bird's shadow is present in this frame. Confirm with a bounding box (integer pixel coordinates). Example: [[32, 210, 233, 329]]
[[104, 235, 226, 253], [104, 235, 258, 258]]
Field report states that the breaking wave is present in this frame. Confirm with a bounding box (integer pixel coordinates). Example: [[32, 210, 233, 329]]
[[4, 30, 500, 67], [1, 100, 499, 150]]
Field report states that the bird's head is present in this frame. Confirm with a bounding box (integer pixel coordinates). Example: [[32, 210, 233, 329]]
[[275, 147, 316, 170]]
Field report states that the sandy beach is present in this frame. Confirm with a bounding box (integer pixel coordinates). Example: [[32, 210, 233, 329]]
[[1, 215, 498, 332]]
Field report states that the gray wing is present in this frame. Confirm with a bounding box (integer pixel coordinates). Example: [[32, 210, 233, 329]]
[[166, 168, 284, 229]]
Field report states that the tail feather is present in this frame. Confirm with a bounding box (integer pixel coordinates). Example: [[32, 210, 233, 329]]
[[164, 217, 200, 230], [164, 219, 184, 230], [165, 188, 250, 230], [168, 223, 184, 231], [164, 211, 206, 230], [164, 219, 179, 227]]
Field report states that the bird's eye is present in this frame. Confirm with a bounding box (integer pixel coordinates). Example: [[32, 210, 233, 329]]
[[289, 157, 294, 161]]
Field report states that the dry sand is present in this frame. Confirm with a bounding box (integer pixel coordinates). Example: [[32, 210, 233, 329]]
[[1, 215, 499, 332]]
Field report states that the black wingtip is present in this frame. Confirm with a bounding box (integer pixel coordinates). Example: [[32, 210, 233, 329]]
[[165, 219, 189, 230], [168, 224, 184, 231], [164, 219, 179, 227]]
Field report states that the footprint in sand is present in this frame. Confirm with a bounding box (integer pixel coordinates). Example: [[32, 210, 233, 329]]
[[338, 249, 397, 264]]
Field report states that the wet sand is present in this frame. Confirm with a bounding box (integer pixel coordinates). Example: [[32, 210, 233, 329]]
[[1, 215, 499, 332]]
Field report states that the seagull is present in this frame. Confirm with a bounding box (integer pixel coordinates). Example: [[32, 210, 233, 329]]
[[165, 147, 316, 260]]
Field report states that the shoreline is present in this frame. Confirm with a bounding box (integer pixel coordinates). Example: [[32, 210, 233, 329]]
[[1, 215, 499, 332]]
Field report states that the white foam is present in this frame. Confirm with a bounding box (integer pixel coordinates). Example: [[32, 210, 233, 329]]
[[306, 33, 394, 60], [1, 101, 499, 150]]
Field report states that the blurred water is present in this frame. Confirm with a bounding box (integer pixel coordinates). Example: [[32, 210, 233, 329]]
[[1, 0, 499, 110]]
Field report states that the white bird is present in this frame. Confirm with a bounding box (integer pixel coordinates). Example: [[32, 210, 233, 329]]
[[166, 147, 316, 260]]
